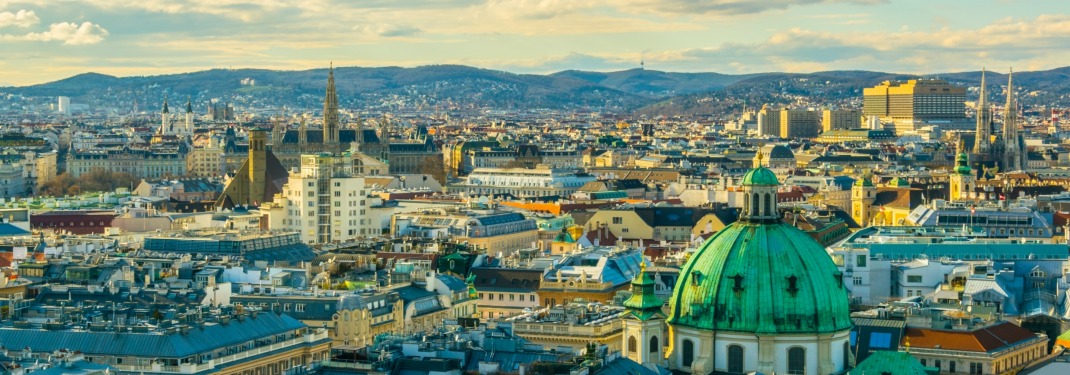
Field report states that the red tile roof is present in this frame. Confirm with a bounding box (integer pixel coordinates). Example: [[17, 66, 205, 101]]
[[903, 322, 1040, 352]]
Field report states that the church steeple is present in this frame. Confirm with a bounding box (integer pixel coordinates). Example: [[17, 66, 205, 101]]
[[323, 62, 340, 145], [973, 68, 991, 155], [623, 262, 664, 319], [1003, 68, 1022, 171]]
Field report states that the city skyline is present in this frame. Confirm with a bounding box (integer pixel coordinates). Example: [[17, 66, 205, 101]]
[[0, 0, 1067, 86]]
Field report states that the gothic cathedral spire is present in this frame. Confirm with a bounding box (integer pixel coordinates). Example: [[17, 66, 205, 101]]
[[973, 68, 991, 155], [323, 62, 340, 145], [1003, 68, 1022, 171]]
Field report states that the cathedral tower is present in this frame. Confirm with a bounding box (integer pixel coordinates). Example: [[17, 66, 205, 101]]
[[323, 63, 340, 145], [973, 68, 991, 155], [248, 130, 268, 205], [184, 96, 194, 134], [160, 97, 171, 135], [1002, 68, 1023, 171]]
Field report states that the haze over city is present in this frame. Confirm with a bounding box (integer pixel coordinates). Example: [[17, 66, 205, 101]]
[[2, 0, 1069, 85]]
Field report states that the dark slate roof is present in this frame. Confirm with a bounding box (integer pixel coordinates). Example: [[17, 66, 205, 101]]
[[0, 312, 307, 358], [632, 207, 708, 228], [243, 243, 317, 263], [280, 129, 360, 144], [471, 268, 542, 291]]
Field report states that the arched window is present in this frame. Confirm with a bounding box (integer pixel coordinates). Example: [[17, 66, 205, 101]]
[[649, 336, 659, 354], [751, 194, 760, 217], [934, 359, 942, 370], [744, 194, 750, 215], [682, 339, 695, 367], [728, 345, 744, 374], [628, 336, 637, 353], [788, 347, 805, 375], [764, 193, 772, 216]]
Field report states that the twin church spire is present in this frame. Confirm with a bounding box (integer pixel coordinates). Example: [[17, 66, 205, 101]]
[[972, 68, 1023, 172]]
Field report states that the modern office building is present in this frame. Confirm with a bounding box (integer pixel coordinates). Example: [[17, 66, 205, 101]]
[[780, 109, 822, 139], [822, 109, 862, 132], [262, 153, 376, 244], [863, 79, 967, 133]]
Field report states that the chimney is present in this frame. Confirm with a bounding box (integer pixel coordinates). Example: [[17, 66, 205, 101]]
[[425, 270, 436, 292]]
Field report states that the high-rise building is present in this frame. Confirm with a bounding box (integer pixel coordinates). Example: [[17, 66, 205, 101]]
[[263, 153, 375, 244], [757, 105, 781, 137], [821, 109, 862, 132], [57, 96, 70, 114], [863, 79, 967, 134], [780, 109, 821, 139]]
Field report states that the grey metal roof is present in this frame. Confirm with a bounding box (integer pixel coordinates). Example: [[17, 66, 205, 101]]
[[0, 312, 306, 358]]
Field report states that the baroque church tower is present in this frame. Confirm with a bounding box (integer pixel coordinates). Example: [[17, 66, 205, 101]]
[[621, 262, 666, 366]]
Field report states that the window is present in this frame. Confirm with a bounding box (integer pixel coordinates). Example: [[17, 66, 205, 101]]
[[970, 362, 983, 374], [934, 360, 941, 370], [283, 303, 291, 312], [949, 361, 956, 373], [628, 336, 637, 353], [728, 345, 744, 374], [649, 336, 659, 354], [869, 332, 892, 349], [853, 276, 863, 285], [907, 275, 922, 283], [682, 340, 695, 367], [612, 217, 623, 224], [787, 347, 805, 375], [856, 254, 867, 267], [296, 304, 305, 312]]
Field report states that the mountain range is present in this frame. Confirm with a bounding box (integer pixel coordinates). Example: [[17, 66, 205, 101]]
[[4, 65, 1069, 116]]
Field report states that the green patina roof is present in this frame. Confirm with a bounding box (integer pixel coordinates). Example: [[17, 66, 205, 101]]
[[623, 265, 665, 321], [740, 166, 779, 186], [553, 229, 575, 243], [855, 177, 874, 187], [852, 351, 939, 375], [667, 221, 852, 334], [955, 152, 973, 175], [889, 177, 911, 188]]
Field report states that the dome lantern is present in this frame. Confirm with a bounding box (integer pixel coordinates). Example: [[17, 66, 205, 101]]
[[739, 149, 781, 223]]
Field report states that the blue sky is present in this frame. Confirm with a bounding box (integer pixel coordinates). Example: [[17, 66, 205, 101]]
[[1, 0, 1067, 86]]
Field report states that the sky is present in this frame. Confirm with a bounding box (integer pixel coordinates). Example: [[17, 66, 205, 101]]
[[1, 0, 1068, 86]]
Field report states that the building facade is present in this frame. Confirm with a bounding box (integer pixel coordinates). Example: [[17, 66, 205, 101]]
[[263, 153, 375, 244]]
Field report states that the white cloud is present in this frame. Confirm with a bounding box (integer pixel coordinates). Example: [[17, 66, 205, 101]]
[[23, 22, 109, 45], [0, 9, 39, 27], [354, 23, 422, 38]]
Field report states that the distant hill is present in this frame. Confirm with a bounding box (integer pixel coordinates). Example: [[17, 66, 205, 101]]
[[5, 65, 1070, 115]]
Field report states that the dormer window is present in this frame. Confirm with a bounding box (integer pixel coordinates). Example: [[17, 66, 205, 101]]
[[729, 274, 744, 292], [691, 271, 703, 286], [786, 275, 799, 296]]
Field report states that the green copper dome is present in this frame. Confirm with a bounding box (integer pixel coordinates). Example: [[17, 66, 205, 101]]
[[955, 152, 973, 175], [667, 222, 852, 334], [623, 264, 665, 321], [740, 167, 779, 186]]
